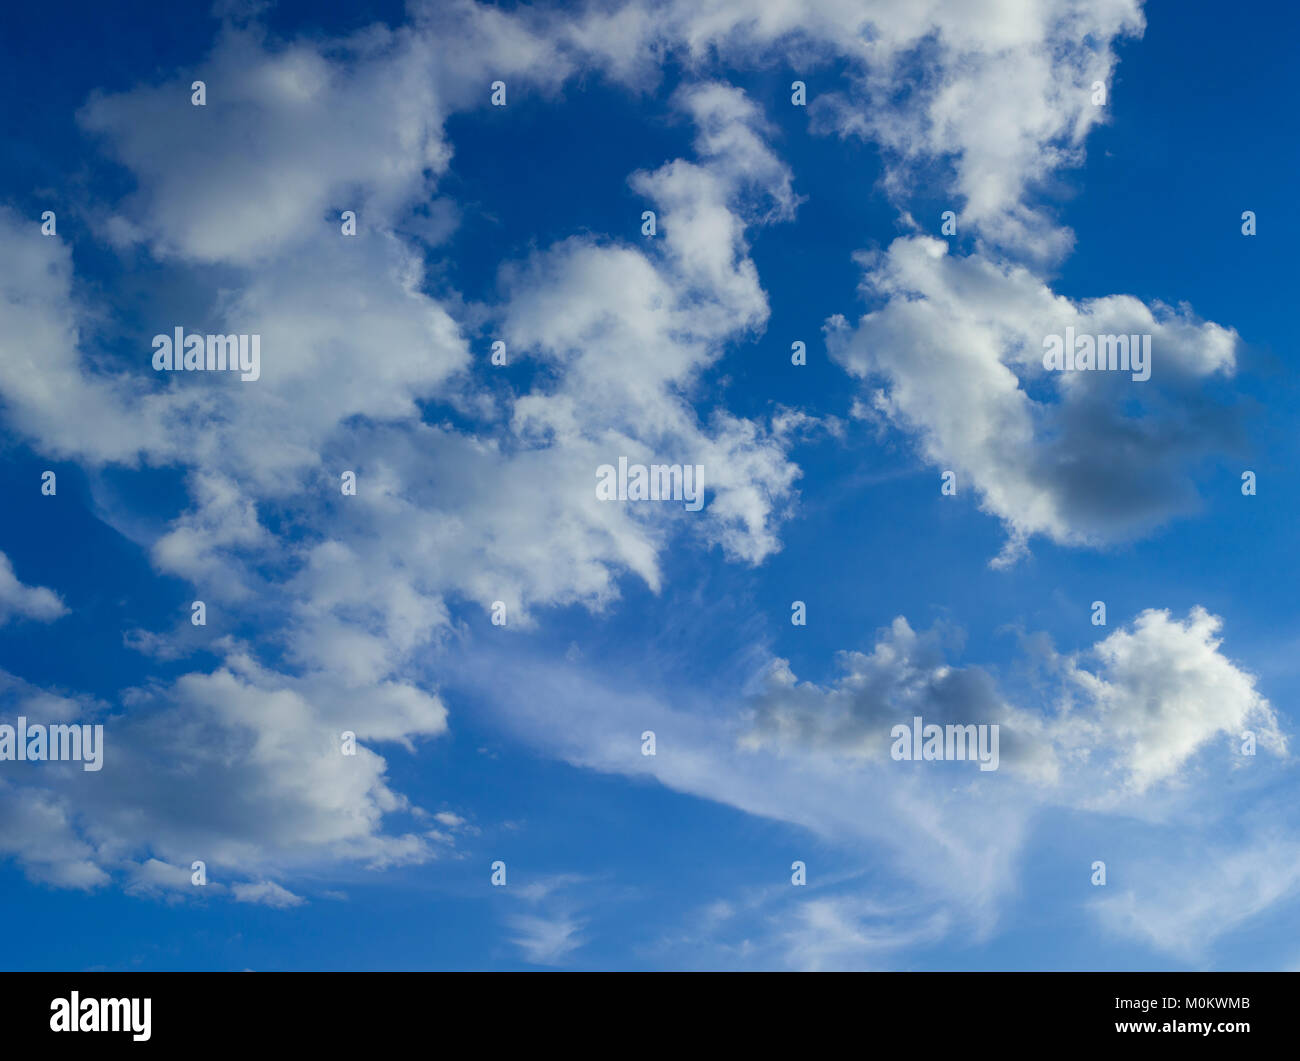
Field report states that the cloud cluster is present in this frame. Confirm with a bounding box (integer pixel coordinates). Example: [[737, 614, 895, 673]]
[[745, 606, 1283, 795], [0, 18, 805, 896], [0, 0, 1286, 968]]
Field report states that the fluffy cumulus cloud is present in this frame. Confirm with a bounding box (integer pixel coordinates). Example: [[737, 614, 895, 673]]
[[0, 551, 67, 625], [0, 655, 441, 892], [742, 616, 1058, 778], [79, 26, 446, 265], [232, 880, 307, 909], [809, 0, 1145, 262], [827, 237, 1241, 564], [744, 606, 1284, 795], [1059, 607, 1284, 794], [0, 208, 182, 464], [0, 783, 111, 890]]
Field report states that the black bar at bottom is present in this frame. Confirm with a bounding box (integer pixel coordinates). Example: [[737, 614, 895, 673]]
[[0, 971, 1289, 1048]]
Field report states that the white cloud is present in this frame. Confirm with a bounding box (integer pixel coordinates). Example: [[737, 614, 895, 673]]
[[1060, 607, 1284, 795], [79, 24, 449, 265], [232, 880, 307, 908], [0, 208, 180, 464], [1090, 836, 1300, 961], [0, 782, 110, 890], [507, 912, 587, 966], [125, 858, 210, 901], [501, 872, 592, 965], [778, 894, 953, 971], [743, 615, 1061, 780], [557, 0, 1144, 261], [0, 551, 67, 625], [661, 879, 954, 970], [0, 659, 441, 891], [827, 237, 1240, 562]]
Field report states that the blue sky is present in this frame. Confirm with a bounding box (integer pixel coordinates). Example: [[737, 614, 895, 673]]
[[1, 0, 1297, 970]]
